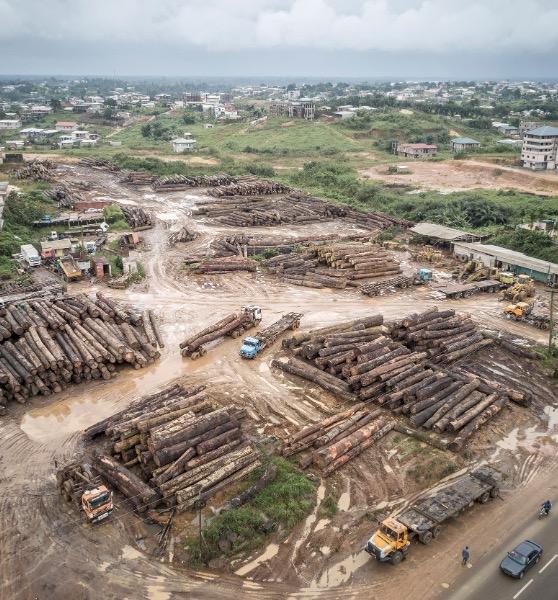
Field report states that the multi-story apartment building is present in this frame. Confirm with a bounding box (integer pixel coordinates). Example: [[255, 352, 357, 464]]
[[520, 126, 558, 170]]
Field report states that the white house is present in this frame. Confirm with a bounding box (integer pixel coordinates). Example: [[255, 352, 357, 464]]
[[0, 119, 22, 130], [30, 105, 52, 117], [172, 135, 197, 153], [451, 137, 481, 152]]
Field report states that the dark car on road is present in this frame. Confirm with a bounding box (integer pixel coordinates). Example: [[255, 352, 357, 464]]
[[500, 540, 543, 579]]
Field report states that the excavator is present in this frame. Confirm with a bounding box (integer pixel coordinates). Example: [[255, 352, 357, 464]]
[[57, 462, 113, 523]]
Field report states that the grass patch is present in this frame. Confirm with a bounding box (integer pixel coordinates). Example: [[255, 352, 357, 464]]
[[184, 456, 315, 566], [319, 494, 338, 519]]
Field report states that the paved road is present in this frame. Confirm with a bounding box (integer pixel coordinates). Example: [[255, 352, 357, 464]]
[[447, 501, 558, 600]]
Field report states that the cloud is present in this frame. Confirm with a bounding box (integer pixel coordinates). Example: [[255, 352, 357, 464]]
[[0, 0, 557, 54]]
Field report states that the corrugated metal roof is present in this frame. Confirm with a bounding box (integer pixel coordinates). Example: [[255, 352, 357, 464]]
[[525, 126, 558, 137], [40, 239, 72, 250], [410, 222, 481, 241], [451, 137, 480, 145], [453, 242, 558, 276]]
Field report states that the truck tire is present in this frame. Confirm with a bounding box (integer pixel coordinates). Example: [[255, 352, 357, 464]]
[[390, 551, 403, 565], [490, 487, 499, 498], [419, 531, 433, 545], [479, 491, 490, 504], [432, 526, 442, 539]]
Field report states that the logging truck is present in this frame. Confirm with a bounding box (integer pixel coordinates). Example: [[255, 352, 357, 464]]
[[240, 312, 302, 359], [56, 462, 114, 524], [365, 466, 501, 565]]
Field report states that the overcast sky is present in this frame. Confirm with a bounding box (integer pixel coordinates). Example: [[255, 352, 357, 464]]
[[1, 0, 557, 79]]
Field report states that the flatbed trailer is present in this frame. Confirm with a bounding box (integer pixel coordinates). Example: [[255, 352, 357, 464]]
[[436, 279, 501, 299], [366, 466, 502, 564]]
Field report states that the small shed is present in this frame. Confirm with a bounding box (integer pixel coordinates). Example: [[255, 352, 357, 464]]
[[91, 256, 112, 279], [171, 137, 197, 153]]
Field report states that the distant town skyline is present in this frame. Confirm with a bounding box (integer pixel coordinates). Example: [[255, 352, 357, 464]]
[[1, 0, 557, 78]]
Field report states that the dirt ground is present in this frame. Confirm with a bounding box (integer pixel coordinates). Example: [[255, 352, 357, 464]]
[[360, 159, 558, 195], [2, 163, 558, 600]]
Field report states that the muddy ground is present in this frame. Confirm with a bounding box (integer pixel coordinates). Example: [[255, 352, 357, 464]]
[[1, 163, 558, 600], [360, 159, 558, 195]]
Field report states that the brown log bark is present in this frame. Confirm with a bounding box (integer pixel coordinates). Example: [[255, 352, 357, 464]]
[[448, 396, 507, 451]]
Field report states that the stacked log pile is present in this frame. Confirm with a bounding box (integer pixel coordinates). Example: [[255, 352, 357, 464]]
[[207, 177, 292, 197], [265, 242, 401, 289], [180, 309, 260, 359], [389, 308, 492, 364], [188, 257, 258, 274], [79, 158, 121, 172], [43, 183, 84, 208], [14, 160, 55, 181], [360, 275, 417, 297], [376, 367, 509, 449], [153, 173, 236, 191], [0, 291, 163, 414], [194, 195, 338, 227], [168, 226, 198, 246], [85, 383, 259, 513], [281, 404, 394, 475], [120, 172, 156, 186], [195, 190, 411, 231], [120, 205, 153, 229]]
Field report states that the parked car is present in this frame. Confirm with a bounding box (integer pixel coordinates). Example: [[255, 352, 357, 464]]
[[500, 540, 543, 579]]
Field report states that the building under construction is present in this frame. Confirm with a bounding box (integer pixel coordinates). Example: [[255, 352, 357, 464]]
[[269, 98, 315, 120]]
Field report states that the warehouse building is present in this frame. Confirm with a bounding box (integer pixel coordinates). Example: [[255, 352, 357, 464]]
[[453, 242, 558, 285]]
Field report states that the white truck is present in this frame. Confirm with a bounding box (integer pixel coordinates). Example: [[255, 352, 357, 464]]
[[20, 244, 41, 267]]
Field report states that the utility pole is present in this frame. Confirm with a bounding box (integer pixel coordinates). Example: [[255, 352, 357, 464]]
[[548, 288, 556, 355]]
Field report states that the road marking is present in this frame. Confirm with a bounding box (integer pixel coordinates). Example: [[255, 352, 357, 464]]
[[512, 579, 533, 599], [539, 553, 558, 574]]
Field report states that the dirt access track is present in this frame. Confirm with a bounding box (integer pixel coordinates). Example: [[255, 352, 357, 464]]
[[1, 162, 558, 600], [360, 159, 558, 195]]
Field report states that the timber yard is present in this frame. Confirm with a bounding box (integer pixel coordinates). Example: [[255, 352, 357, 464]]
[[1, 153, 558, 600]]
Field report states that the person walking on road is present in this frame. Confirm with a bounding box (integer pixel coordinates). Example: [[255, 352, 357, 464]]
[[462, 546, 470, 566]]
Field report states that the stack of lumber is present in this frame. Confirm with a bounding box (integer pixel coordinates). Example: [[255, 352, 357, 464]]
[[360, 275, 417, 297], [14, 160, 55, 181], [43, 184, 84, 208], [120, 172, 156, 185], [281, 404, 394, 475], [207, 177, 291, 197], [153, 173, 236, 191], [265, 241, 401, 289], [120, 205, 153, 230], [390, 308, 492, 364], [188, 257, 258, 274], [0, 291, 163, 414], [179, 309, 260, 359], [85, 384, 259, 513], [168, 226, 198, 246], [79, 157, 121, 172]]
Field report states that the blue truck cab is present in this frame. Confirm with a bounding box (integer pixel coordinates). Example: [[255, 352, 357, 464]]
[[240, 336, 262, 359]]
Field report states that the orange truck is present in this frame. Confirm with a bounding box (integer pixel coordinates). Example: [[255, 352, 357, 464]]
[[56, 462, 113, 524]]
